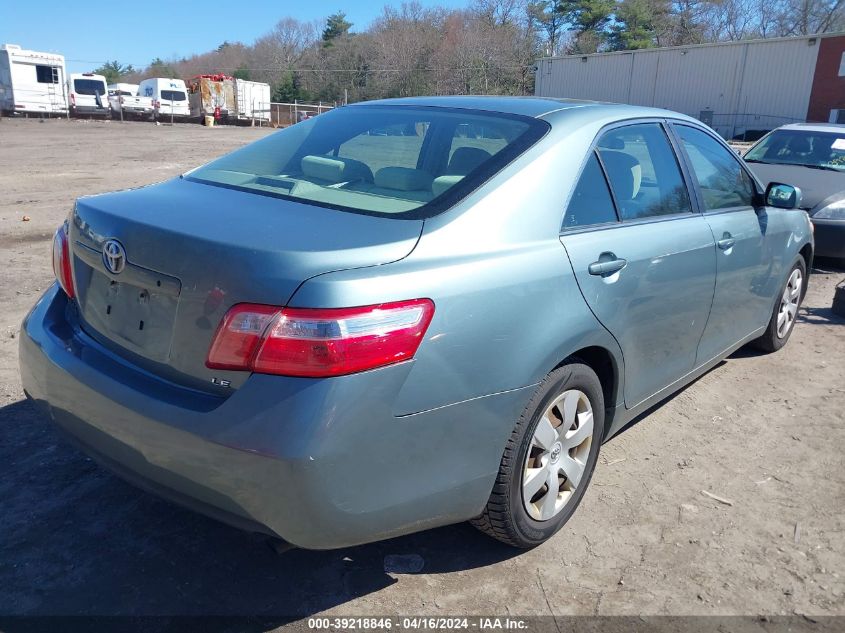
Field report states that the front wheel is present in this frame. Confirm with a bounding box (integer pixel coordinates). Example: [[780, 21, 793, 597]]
[[471, 362, 605, 548], [752, 257, 806, 353]]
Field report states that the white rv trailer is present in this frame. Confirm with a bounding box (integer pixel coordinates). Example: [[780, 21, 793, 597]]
[[0, 44, 68, 116]]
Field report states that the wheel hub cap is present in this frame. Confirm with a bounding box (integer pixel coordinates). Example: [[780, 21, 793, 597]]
[[777, 268, 802, 339], [522, 389, 594, 522]]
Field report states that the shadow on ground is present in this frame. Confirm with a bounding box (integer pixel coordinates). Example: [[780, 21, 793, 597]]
[[0, 399, 519, 621]]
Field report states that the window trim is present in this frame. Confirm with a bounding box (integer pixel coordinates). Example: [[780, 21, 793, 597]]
[[668, 122, 763, 216]]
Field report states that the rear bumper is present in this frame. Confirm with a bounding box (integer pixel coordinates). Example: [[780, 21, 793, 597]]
[[19, 285, 531, 549], [71, 105, 109, 115], [154, 110, 190, 118], [811, 219, 845, 259]]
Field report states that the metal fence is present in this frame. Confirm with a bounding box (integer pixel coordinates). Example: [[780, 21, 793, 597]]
[[269, 101, 337, 127]]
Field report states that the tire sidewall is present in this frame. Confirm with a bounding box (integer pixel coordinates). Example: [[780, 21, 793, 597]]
[[508, 363, 605, 546]]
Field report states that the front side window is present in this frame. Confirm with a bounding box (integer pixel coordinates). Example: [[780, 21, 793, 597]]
[[745, 129, 845, 171], [187, 106, 548, 218], [597, 123, 692, 221], [676, 125, 756, 211], [564, 152, 618, 229]]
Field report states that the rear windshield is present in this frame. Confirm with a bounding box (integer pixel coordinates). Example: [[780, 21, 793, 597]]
[[745, 129, 845, 171], [73, 79, 107, 95], [161, 90, 186, 101], [186, 105, 548, 218]]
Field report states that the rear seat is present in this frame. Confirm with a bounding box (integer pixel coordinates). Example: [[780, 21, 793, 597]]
[[294, 153, 480, 204], [344, 167, 435, 203]]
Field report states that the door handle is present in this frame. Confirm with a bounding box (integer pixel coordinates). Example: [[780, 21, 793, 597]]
[[717, 234, 736, 250], [588, 257, 627, 276]]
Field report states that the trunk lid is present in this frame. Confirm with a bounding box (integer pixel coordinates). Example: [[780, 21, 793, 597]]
[[69, 177, 423, 391]]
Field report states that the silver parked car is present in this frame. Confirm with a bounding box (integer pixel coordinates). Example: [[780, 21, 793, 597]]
[[20, 97, 813, 549], [744, 122, 845, 260]]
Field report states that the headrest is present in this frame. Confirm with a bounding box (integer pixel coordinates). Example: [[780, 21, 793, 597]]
[[600, 150, 642, 200], [374, 167, 434, 192], [447, 147, 492, 175], [432, 175, 463, 197], [300, 155, 374, 183], [301, 155, 346, 182], [788, 136, 811, 154]]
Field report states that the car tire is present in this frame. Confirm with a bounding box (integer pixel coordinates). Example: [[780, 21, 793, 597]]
[[471, 361, 605, 548], [752, 257, 807, 353]]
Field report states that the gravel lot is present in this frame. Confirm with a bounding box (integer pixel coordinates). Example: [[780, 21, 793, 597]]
[[1, 118, 843, 623]]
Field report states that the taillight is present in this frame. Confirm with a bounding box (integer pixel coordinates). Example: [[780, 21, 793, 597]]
[[70, 93, 75, 106], [52, 223, 75, 299], [206, 299, 435, 377]]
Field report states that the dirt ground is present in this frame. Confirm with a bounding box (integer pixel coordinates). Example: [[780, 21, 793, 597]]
[[0, 118, 843, 622]]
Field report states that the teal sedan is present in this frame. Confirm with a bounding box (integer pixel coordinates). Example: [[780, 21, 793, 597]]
[[20, 97, 813, 550]]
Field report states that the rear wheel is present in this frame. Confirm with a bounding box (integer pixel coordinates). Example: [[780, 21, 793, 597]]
[[753, 258, 806, 353], [471, 362, 604, 548]]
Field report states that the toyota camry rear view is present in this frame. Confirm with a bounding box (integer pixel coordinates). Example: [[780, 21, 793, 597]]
[[20, 97, 813, 549]]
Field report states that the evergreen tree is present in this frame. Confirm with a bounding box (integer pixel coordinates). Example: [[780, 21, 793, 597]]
[[322, 12, 353, 44]]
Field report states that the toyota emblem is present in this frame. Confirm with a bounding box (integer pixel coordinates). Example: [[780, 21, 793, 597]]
[[102, 239, 126, 274]]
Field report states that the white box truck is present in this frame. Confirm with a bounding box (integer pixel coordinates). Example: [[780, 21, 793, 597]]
[[234, 79, 270, 123], [0, 44, 68, 116], [138, 77, 190, 120], [188, 75, 270, 123]]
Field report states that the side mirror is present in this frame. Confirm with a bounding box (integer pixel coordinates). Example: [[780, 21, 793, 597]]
[[765, 182, 802, 209]]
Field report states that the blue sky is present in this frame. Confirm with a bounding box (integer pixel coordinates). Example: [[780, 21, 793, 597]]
[[2, 0, 467, 74]]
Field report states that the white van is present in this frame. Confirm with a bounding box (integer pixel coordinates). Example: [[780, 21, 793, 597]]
[[68, 72, 109, 117], [138, 77, 190, 119]]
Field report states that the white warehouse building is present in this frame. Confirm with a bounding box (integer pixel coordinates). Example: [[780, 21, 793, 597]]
[[534, 33, 845, 140]]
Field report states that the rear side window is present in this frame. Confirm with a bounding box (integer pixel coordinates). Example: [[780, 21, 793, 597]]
[[187, 105, 548, 218], [676, 125, 756, 211], [597, 123, 692, 221], [564, 152, 618, 229]]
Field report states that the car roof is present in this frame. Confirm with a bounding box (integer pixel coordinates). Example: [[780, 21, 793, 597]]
[[778, 122, 845, 133], [350, 95, 701, 124]]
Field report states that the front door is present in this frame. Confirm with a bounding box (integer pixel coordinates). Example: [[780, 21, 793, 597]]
[[670, 124, 774, 363], [561, 122, 716, 407]]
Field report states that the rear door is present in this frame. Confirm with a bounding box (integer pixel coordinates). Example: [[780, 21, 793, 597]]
[[560, 121, 716, 408], [670, 123, 774, 363], [72, 77, 107, 109]]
